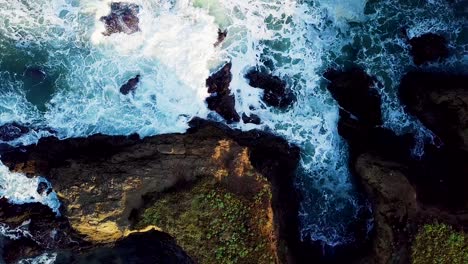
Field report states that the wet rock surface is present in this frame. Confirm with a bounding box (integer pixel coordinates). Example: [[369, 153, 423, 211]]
[[409, 33, 449, 65], [206, 63, 240, 123], [119, 74, 140, 95], [242, 113, 261, 125], [100, 2, 140, 36], [0, 123, 30, 142], [245, 69, 295, 109]]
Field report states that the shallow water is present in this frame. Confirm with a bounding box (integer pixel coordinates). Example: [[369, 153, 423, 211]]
[[0, 1, 467, 261]]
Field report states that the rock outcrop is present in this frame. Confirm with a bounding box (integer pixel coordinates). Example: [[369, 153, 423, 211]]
[[245, 69, 295, 109], [206, 63, 240, 123], [1, 119, 304, 263], [100, 2, 140, 36], [408, 33, 449, 65]]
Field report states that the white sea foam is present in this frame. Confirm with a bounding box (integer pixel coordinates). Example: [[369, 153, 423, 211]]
[[18, 253, 58, 264], [0, 162, 60, 215]]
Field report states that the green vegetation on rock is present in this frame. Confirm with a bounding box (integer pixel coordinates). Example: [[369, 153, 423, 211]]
[[137, 177, 275, 264], [412, 223, 468, 264]]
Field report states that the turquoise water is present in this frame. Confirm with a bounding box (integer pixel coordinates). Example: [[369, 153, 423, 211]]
[[0, 1, 466, 256]]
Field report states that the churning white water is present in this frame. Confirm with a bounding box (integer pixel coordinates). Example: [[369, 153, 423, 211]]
[[0, 1, 466, 259]]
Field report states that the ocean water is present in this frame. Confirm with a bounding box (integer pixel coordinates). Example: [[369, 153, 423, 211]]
[[0, 0, 466, 261]]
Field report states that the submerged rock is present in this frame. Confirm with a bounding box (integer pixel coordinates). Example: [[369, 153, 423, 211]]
[[206, 63, 240, 123], [100, 2, 140, 36], [399, 71, 468, 152], [0, 123, 30, 141], [1, 118, 305, 263], [409, 33, 449, 65], [245, 69, 295, 109], [119, 74, 140, 95], [324, 67, 382, 126]]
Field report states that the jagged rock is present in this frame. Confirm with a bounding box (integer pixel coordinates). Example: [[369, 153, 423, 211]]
[[1, 118, 305, 263], [0, 123, 30, 141], [245, 69, 295, 109], [242, 113, 261, 125], [324, 67, 382, 126], [214, 29, 227, 47], [399, 71, 468, 152], [409, 33, 449, 65], [119, 75, 140, 95], [206, 63, 240, 123], [100, 2, 140, 36]]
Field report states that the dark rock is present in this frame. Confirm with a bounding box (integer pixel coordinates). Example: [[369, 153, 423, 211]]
[[324, 67, 382, 126], [0, 123, 30, 141], [119, 75, 140, 95], [55, 230, 194, 264], [36, 181, 51, 195], [206, 63, 240, 123], [408, 144, 468, 211], [0, 199, 86, 263], [399, 71, 468, 152], [338, 110, 414, 161], [100, 2, 140, 36], [214, 29, 227, 47], [241, 113, 261, 125], [245, 69, 295, 109], [409, 33, 449, 65]]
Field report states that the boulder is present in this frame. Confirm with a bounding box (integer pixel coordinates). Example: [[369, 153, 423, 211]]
[[119, 75, 140, 95], [100, 2, 140, 36], [206, 63, 240, 123], [245, 69, 295, 109], [409, 33, 449, 65], [399, 71, 468, 152], [324, 67, 382, 126]]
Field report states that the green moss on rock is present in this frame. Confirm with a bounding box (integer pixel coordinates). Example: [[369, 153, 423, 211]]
[[137, 177, 275, 264], [412, 223, 468, 264]]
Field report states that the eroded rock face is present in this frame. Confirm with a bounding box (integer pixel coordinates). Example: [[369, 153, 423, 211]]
[[206, 63, 240, 123], [245, 69, 295, 109], [399, 71, 468, 152], [324, 67, 382, 126], [409, 33, 449, 65], [100, 2, 140, 36], [1, 119, 303, 263], [119, 75, 140, 95]]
